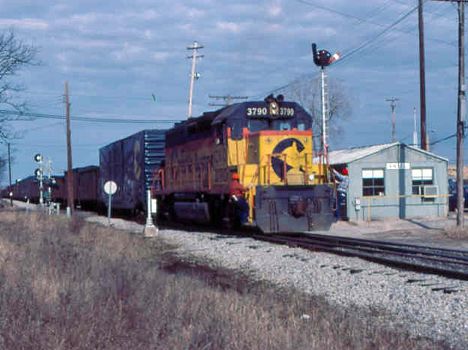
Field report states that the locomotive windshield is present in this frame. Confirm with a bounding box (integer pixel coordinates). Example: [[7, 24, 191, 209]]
[[247, 119, 307, 132]]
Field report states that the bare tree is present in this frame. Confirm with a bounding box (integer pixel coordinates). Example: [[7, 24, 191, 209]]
[[281, 75, 352, 149], [0, 30, 37, 183], [0, 29, 37, 140]]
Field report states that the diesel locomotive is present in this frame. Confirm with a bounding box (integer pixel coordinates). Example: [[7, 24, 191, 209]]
[[155, 95, 335, 233]]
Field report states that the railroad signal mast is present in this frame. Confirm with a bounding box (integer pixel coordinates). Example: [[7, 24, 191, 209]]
[[34, 153, 44, 206], [187, 41, 204, 119], [311, 43, 340, 167], [34, 153, 56, 207]]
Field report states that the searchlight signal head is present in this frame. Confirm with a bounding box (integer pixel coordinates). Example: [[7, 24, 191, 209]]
[[34, 153, 43, 163], [311, 43, 340, 68], [34, 168, 43, 179]]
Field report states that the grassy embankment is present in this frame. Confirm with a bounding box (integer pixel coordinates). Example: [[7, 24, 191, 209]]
[[0, 210, 440, 349]]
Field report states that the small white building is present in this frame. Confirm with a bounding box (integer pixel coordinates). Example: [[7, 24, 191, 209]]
[[328, 142, 448, 222]]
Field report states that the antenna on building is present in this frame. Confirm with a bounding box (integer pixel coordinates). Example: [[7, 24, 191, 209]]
[[208, 95, 248, 107], [385, 97, 399, 142], [187, 41, 204, 119]]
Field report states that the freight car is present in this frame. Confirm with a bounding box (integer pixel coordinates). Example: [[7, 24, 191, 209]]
[[155, 95, 335, 233], [99, 129, 165, 214], [2, 176, 38, 202], [65, 165, 99, 210], [2, 175, 66, 204]]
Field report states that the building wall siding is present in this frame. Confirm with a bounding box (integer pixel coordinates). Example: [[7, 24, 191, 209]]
[[344, 144, 448, 221]]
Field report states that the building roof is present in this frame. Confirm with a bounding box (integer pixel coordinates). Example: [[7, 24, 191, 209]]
[[326, 142, 448, 165]]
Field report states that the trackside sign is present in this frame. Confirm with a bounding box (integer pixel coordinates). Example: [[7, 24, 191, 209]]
[[386, 163, 410, 170]]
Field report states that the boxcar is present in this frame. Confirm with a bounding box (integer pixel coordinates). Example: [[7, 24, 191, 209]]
[[99, 129, 165, 212]]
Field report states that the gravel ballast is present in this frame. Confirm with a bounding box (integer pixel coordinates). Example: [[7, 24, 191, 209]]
[[90, 216, 468, 348]]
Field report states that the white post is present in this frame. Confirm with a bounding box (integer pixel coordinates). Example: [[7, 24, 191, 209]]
[[143, 189, 158, 237], [320, 67, 329, 169], [107, 192, 112, 226], [39, 159, 44, 206]]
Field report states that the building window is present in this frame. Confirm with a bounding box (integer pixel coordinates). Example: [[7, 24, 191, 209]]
[[362, 169, 385, 196], [412, 168, 434, 201]]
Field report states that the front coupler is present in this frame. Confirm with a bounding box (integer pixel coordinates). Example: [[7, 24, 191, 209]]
[[255, 184, 335, 234]]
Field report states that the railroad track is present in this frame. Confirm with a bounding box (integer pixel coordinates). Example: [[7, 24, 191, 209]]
[[251, 233, 468, 280], [70, 209, 468, 280]]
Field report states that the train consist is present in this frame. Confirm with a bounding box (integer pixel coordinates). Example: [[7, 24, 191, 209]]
[[3, 96, 335, 233]]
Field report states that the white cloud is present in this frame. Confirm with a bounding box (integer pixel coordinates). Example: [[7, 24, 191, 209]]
[[216, 21, 242, 33], [267, 1, 282, 17], [152, 51, 170, 62], [0, 18, 48, 30], [112, 42, 145, 61], [143, 29, 152, 40]]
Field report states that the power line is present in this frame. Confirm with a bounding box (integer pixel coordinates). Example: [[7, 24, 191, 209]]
[[337, 3, 422, 64], [20, 90, 167, 102], [294, 0, 453, 47], [259, 3, 425, 99], [430, 125, 468, 146], [0, 109, 182, 124]]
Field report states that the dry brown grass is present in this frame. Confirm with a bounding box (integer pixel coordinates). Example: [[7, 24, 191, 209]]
[[0, 210, 444, 349], [443, 225, 468, 240]]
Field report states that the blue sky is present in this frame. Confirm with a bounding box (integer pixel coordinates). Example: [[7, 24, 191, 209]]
[[0, 0, 464, 183]]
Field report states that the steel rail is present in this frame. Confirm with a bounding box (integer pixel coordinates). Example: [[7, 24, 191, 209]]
[[251, 233, 468, 280], [303, 233, 468, 259]]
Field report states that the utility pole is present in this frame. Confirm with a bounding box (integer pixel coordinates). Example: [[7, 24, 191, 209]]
[[65, 81, 74, 215], [7, 142, 12, 206], [433, 0, 467, 226], [187, 41, 204, 119], [418, 0, 428, 150], [385, 97, 399, 142], [413, 107, 419, 147], [208, 95, 248, 107], [456, 0, 465, 227]]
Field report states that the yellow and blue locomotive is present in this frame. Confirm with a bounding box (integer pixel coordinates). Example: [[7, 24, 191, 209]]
[[155, 95, 335, 233]]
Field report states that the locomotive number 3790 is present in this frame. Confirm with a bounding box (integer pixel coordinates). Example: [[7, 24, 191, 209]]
[[246, 107, 295, 117]]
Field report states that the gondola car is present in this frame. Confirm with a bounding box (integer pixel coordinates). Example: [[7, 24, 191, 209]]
[[155, 95, 335, 233], [65, 166, 100, 210], [3, 175, 66, 204]]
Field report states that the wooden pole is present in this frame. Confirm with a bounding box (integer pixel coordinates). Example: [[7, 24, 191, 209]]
[[456, 1, 465, 227], [65, 81, 74, 214], [418, 0, 428, 150]]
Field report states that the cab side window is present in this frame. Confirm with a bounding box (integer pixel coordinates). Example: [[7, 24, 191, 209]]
[[215, 125, 224, 145]]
